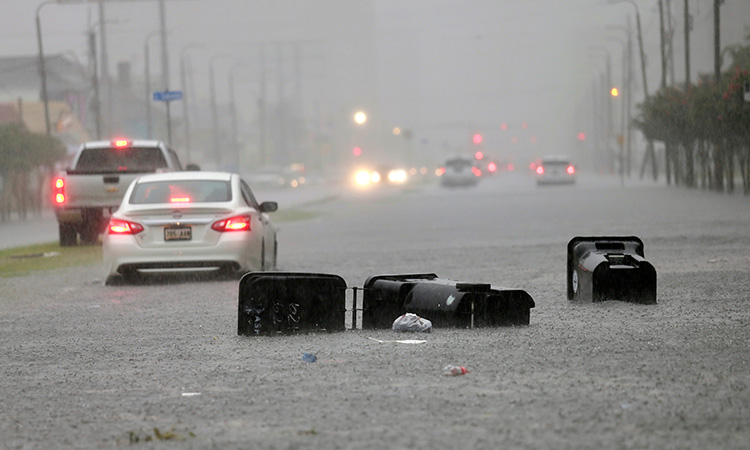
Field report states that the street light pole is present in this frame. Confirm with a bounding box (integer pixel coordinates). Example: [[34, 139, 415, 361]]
[[228, 63, 251, 171], [144, 31, 159, 139], [180, 44, 203, 162], [684, 0, 691, 86], [88, 28, 102, 139], [209, 55, 229, 169], [158, 0, 170, 90], [609, 0, 657, 180]]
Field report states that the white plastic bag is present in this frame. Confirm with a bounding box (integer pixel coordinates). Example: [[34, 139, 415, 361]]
[[392, 313, 432, 333]]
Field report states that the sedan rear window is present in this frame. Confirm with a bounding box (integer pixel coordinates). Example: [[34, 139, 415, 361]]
[[130, 180, 232, 204], [75, 147, 168, 172]]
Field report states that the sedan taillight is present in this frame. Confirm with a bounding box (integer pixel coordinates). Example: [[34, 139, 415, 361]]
[[108, 219, 144, 235], [567, 165, 576, 175], [212, 215, 252, 232], [536, 166, 545, 175]]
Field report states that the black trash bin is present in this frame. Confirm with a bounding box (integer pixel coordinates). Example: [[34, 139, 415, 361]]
[[238, 272, 347, 335], [567, 236, 657, 304], [362, 273, 535, 329]]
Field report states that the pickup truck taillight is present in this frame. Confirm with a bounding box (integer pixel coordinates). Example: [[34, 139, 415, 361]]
[[53, 178, 66, 204], [108, 219, 144, 235]]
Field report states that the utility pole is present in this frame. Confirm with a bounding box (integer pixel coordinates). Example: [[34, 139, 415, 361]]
[[35, 1, 54, 136], [144, 32, 159, 140], [259, 44, 267, 165], [209, 59, 220, 168], [98, 0, 111, 137], [658, 0, 667, 91], [714, 0, 721, 83], [277, 43, 286, 165], [158, 0, 169, 90], [626, 16, 634, 177], [88, 29, 101, 139], [666, 0, 675, 86], [684, 0, 691, 86]]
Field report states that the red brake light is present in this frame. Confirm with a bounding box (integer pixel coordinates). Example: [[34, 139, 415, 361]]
[[507, 163, 514, 172], [472, 166, 482, 177], [212, 215, 251, 232], [53, 178, 66, 204], [170, 197, 191, 203], [567, 165, 576, 175], [436, 167, 445, 176], [108, 219, 144, 235], [113, 139, 130, 148], [536, 166, 545, 175], [487, 162, 497, 172]]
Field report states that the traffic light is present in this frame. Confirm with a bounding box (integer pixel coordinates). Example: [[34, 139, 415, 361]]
[[474, 151, 484, 160], [352, 147, 362, 156], [472, 133, 483, 145]]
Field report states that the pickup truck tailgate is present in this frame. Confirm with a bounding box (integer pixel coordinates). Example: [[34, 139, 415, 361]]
[[63, 173, 142, 208]]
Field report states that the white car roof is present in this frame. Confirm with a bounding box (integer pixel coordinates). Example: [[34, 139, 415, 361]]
[[135, 171, 234, 183]]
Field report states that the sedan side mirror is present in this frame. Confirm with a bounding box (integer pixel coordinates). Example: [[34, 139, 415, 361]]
[[259, 201, 277, 213]]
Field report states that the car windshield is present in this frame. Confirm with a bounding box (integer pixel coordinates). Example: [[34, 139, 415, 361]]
[[129, 180, 232, 204], [75, 147, 168, 172]]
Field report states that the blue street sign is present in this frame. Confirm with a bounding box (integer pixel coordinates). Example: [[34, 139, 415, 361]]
[[153, 90, 183, 102]]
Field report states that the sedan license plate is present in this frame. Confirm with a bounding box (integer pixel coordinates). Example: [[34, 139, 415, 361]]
[[164, 226, 192, 241]]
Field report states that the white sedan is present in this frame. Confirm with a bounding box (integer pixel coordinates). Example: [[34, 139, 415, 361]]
[[103, 171, 277, 284]]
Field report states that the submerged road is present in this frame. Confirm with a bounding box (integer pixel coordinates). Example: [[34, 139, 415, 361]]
[[1, 173, 748, 449]]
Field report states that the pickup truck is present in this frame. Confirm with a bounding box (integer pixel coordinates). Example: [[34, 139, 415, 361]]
[[52, 139, 185, 246]]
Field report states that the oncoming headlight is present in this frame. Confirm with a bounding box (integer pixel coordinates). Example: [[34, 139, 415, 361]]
[[387, 169, 407, 184]]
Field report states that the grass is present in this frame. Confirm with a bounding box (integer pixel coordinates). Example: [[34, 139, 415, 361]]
[[0, 242, 101, 278], [0, 206, 320, 279]]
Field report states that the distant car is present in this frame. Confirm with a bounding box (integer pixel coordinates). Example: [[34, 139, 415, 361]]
[[535, 156, 576, 185], [103, 171, 277, 285], [439, 157, 481, 187]]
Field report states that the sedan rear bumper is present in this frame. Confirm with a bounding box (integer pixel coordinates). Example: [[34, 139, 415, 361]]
[[103, 233, 260, 277]]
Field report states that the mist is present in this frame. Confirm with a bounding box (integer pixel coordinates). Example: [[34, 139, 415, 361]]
[[1, 0, 748, 171]]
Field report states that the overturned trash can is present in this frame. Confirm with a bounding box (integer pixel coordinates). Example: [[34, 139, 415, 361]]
[[567, 236, 657, 304], [238, 272, 346, 335], [362, 273, 535, 328]]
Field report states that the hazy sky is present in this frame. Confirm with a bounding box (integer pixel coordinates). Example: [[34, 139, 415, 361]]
[[1, 0, 748, 165]]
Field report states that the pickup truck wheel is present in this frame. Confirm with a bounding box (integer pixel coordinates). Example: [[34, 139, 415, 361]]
[[80, 223, 100, 245], [59, 224, 77, 247], [80, 211, 103, 245]]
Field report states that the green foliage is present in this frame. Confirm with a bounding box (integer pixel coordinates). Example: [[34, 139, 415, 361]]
[[633, 34, 750, 145], [0, 242, 101, 278], [0, 123, 66, 174]]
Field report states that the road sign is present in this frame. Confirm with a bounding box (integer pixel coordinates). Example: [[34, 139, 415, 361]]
[[153, 90, 183, 102]]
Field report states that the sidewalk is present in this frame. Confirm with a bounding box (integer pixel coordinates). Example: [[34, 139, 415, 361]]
[[0, 208, 59, 250]]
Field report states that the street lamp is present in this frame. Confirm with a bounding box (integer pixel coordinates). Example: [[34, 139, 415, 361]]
[[353, 111, 367, 125]]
